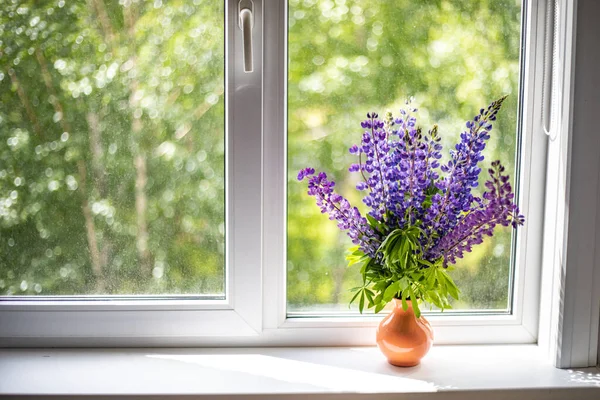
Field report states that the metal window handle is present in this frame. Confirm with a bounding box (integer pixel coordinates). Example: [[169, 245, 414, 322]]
[[239, 3, 253, 73]]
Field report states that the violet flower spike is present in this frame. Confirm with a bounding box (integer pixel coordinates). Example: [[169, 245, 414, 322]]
[[424, 96, 508, 250], [349, 113, 392, 221], [428, 160, 524, 265], [298, 168, 380, 257]]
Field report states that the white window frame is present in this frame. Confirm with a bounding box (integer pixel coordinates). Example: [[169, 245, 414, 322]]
[[0, 0, 596, 367]]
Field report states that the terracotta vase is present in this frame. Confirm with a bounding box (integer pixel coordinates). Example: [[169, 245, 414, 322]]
[[376, 299, 434, 367]]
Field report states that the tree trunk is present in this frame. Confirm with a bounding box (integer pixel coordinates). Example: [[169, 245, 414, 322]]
[[35, 49, 105, 291], [8, 69, 44, 139], [85, 111, 107, 195], [77, 160, 104, 290], [124, 4, 153, 277], [87, 0, 114, 44]]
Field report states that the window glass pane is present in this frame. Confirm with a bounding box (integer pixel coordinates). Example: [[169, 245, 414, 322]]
[[287, 0, 522, 313], [0, 1, 225, 296]]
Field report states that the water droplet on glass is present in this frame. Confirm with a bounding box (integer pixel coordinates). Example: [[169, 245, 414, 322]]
[[48, 181, 59, 191]]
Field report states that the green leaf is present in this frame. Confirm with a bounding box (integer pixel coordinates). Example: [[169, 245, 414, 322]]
[[366, 214, 387, 234], [373, 280, 387, 292], [349, 287, 362, 305], [401, 290, 408, 311], [426, 291, 443, 308], [417, 258, 435, 268], [359, 291, 365, 314], [409, 287, 420, 318], [443, 272, 460, 300], [398, 277, 409, 291], [383, 281, 400, 302], [425, 268, 436, 287], [360, 260, 370, 282], [347, 246, 369, 267], [399, 240, 410, 270], [438, 270, 460, 300], [373, 293, 383, 305], [431, 291, 447, 310], [347, 256, 365, 267], [346, 245, 361, 256], [374, 301, 386, 313], [365, 289, 375, 307]]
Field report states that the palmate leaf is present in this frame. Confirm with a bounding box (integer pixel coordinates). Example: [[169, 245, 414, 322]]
[[417, 258, 435, 268], [408, 287, 421, 318], [424, 290, 441, 309], [366, 214, 387, 234], [359, 291, 365, 314], [347, 256, 367, 267], [439, 269, 460, 300], [349, 287, 363, 305], [350, 286, 366, 313], [345, 222, 462, 315], [346, 246, 367, 266], [383, 281, 400, 302], [365, 288, 375, 307], [374, 301, 386, 313], [401, 289, 409, 311], [377, 229, 403, 254], [398, 277, 409, 292], [360, 258, 375, 282]]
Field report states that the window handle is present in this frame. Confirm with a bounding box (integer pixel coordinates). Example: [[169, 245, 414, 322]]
[[543, 0, 559, 140], [239, 1, 254, 73]]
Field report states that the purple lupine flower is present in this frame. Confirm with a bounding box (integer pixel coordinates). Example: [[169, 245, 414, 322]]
[[297, 167, 315, 181], [299, 95, 523, 270], [298, 168, 380, 257], [423, 96, 508, 247], [428, 160, 524, 265], [349, 112, 392, 221], [386, 108, 420, 224], [372, 106, 443, 242], [390, 109, 434, 222]]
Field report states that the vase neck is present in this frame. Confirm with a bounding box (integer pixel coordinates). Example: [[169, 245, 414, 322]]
[[392, 298, 415, 314]]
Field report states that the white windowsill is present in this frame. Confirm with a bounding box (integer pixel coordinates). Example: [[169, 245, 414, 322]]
[[0, 345, 598, 399]]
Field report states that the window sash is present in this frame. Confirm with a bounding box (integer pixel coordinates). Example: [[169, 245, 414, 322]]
[[0, 0, 265, 341], [264, 0, 544, 335]]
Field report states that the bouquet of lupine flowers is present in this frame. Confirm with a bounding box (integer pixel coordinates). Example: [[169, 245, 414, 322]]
[[298, 96, 525, 317]]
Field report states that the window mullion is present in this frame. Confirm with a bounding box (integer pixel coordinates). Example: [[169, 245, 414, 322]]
[[227, 0, 264, 332]]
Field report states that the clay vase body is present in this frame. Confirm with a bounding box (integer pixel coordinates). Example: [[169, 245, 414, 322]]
[[376, 299, 433, 367]]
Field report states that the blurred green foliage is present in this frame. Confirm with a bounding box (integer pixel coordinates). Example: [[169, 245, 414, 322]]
[[0, 0, 521, 311], [0, 0, 225, 295]]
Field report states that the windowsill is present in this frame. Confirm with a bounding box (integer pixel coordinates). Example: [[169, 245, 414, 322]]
[[1, 345, 598, 399]]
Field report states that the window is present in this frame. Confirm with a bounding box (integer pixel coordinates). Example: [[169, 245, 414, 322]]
[[0, 0, 584, 351]]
